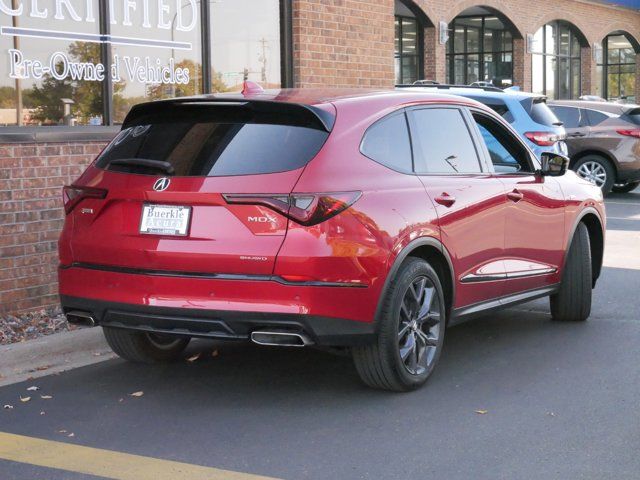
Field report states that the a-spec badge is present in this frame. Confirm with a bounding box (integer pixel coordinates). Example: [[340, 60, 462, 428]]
[[153, 177, 171, 192]]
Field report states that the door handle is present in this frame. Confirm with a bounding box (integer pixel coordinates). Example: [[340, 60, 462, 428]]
[[434, 193, 456, 207], [568, 132, 586, 138], [507, 189, 524, 202]]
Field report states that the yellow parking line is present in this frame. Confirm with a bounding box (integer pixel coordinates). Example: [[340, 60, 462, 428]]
[[0, 432, 280, 480]]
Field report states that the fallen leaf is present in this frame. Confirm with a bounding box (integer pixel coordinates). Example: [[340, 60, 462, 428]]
[[26, 386, 40, 392], [20, 396, 31, 403], [35, 365, 50, 371], [40, 411, 45, 416], [40, 395, 53, 400], [3, 404, 13, 410], [118, 398, 124, 403], [129, 391, 144, 397], [211, 350, 219, 358], [474, 409, 488, 415], [58, 430, 67, 434], [67, 433, 75, 438], [186, 353, 201, 363], [93, 352, 102, 357], [547, 411, 556, 417]]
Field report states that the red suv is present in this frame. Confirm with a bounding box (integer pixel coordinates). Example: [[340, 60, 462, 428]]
[[59, 88, 605, 391]]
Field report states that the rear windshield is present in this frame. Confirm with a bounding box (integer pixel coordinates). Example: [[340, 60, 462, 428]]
[[523, 98, 561, 127], [96, 110, 329, 177], [626, 108, 640, 126]]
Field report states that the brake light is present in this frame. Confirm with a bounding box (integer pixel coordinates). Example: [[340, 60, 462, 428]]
[[616, 128, 640, 139], [524, 131, 562, 146], [223, 192, 361, 226], [62, 185, 107, 214]]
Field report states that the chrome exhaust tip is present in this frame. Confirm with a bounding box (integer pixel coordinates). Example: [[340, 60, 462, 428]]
[[65, 311, 96, 327], [250, 330, 312, 347]]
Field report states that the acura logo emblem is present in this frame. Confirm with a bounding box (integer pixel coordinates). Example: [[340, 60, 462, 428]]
[[153, 177, 170, 192]]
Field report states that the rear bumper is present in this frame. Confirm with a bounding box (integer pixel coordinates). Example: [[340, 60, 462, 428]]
[[60, 295, 375, 346], [616, 156, 640, 182], [58, 266, 379, 346]]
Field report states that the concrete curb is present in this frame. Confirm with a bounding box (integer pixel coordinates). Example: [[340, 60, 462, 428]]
[[0, 327, 116, 387]]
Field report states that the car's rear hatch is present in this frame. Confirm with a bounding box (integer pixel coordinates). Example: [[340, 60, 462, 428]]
[[66, 99, 334, 276]]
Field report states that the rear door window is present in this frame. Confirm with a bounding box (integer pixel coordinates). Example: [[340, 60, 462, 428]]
[[409, 108, 482, 174], [97, 110, 329, 177], [360, 111, 413, 173], [550, 106, 583, 128]]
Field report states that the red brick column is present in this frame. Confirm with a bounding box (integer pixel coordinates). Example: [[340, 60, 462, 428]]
[[581, 46, 593, 96], [512, 37, 529, 90], [636, 55, 640, 102], [0, 142, 107, 314]]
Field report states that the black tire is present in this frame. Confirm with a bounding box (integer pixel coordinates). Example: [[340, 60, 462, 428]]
[[103, 327, 190, 363], [572, 155, 615, 195], [550, 222, 592, 322], [352, 257, 446, 392], [612, 181, 640, 194]]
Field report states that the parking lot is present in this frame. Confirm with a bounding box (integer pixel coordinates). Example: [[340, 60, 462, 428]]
[[0, 191, 639, 480]]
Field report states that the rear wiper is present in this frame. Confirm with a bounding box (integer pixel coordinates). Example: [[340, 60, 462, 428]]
[[107, 158, 175, 175]]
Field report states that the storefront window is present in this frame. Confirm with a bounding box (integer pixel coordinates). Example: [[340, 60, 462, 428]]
[[531, 21, 582, 100], [0, 0, 101, 126], [394, 16, 420, 84], [599, 34, 636, 101], [0, 0, 291, 128], [447, 14, 513, 87], [211, 0, 282, 92], [109, 0, 203, 123]]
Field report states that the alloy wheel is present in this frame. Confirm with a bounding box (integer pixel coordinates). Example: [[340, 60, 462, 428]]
[[576, 161, 607, 188], [397, 276, 442, 375]]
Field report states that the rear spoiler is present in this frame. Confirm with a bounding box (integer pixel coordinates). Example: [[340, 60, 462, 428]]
[[122, 97, 336, 132]]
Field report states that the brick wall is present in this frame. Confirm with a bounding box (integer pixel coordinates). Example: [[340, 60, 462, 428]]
[[292, 0, 395, 88], [0, 142, 106, 314]]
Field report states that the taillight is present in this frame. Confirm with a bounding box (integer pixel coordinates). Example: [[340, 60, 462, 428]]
[[616, 129, 640, 139], [223, 192, 361, 226], [62, 185, 107, 214], [524, 131, 562, 146]]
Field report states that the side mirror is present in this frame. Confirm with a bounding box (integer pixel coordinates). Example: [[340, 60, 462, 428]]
[[539, 152, 569, 177]]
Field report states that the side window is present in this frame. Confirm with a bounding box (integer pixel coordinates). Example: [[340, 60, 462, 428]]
[[485, 103, 514, 124], [550, 106, 582, 128], [472, 113, 534, 174], [360, 111, 413, 173], [409, 108, 482, 174], [585, 109, 612, 126]]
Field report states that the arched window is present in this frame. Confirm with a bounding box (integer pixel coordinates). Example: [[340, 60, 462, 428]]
[[598, 34, 637, 102], [394, 1, 424, 84], [531, 21, 583, 99], [447, 8, 514, 87]]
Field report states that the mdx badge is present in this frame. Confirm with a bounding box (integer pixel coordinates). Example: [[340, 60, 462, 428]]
[[153, 177, 170, 191]]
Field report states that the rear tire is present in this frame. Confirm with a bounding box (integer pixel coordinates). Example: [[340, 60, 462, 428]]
[[103, 327, 190, 363], [352, 257, 446, 392], [573, 155, 615, 195], [550, 222, 592, 322], [612, 181, 639, 194]]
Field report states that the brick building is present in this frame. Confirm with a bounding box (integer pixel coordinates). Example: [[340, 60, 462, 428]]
[[1, 0, 639, 314]]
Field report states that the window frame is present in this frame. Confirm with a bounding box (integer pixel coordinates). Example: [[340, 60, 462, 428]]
[[531, 21, 582, 100], [394, 15, 423, 85], [468, 108, 538, 175], [446, 14, 514, 87], [406, 105, 488, 175], [600, 34, 637, 101]]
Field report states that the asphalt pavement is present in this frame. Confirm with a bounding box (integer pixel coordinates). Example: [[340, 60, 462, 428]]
[[1, 191, 639, 480]]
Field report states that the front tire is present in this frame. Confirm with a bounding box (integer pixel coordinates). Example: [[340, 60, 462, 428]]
[[103, 327, 190, 363], [612, 181, 639, 194], [573, 155, 615, 195], [352, 257, 446, 392], [550, 222, 592, 322]]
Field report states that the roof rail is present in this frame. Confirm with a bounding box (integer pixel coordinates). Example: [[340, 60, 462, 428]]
[[396, 83, 505, 93]]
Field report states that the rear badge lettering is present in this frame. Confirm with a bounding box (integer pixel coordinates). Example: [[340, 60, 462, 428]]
[[240, 256, 268, 262], [248, 216, 275, 223]]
